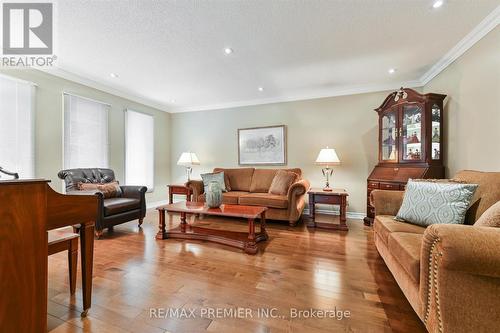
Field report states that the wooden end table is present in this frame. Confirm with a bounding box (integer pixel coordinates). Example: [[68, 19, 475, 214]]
[[156, 202, 268, 255], [168, 184, 191, 204], [308, 188, 349, 231]]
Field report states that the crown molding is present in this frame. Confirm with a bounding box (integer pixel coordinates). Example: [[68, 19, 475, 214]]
[[170, 80, 423, 113], [36, 67, 171, 112], [420, 5, 500, 85], [33, 6, 498, 114]]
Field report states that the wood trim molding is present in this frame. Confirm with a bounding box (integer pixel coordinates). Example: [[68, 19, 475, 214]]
[[420, 5, 500, 85], [35, 6, 498, 114]]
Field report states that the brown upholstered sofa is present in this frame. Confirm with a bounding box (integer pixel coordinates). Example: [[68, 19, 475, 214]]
[[186, 168, 310, 226], [371, 170, 500, 333]]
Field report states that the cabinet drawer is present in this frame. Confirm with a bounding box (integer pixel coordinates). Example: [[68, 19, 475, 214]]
[[379, 182, 400, 190], [368, 181, 380, 189], [314, 195, 342, 205], [400, 184, 407, 190]]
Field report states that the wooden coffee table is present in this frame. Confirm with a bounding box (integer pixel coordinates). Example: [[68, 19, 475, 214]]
[[156, 201, 268, 254]]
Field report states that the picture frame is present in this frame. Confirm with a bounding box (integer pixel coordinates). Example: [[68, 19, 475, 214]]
[[238, 125, 286, 165]]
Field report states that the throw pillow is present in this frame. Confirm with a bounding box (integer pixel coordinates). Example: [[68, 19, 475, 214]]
[[215, 170, 231, 191], [268, 170, 298, 195], [201, 172, 227, 193], [395, 179, 478, 227], [412, 178, 465, 183], [474, 201, 500, 228], [78, 181, 122, 199]]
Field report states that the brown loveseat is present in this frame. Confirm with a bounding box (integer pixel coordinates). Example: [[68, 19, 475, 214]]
[[186, 168, 310, 226], [371, 170, 500, 333]]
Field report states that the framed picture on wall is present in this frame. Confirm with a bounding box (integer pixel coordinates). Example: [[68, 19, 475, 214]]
[[238, 125, 286, 165]]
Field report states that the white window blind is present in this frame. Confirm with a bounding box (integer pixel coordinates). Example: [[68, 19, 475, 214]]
[[63, 93, 109, 169], [0, 75, 35, 179], [125, 110, 154, 191]]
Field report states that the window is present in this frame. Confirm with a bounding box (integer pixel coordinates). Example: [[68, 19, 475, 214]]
[[0, 75, 35, 178], [125, 110, 154, 191], [63, 93, 109, 169]]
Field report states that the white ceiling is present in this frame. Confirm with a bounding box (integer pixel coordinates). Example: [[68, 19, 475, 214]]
[[48, 0, 499, 112]]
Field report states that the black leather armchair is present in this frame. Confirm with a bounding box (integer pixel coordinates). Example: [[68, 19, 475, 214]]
[[58, 168, 147, 238]]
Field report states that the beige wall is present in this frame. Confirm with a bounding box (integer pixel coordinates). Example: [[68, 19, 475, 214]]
[[170, 91, 393, 214], [170, 27, 500, 215], [3, 25, 496, 210], [423, 26, 500, 176], [0, 69, 171, 203]]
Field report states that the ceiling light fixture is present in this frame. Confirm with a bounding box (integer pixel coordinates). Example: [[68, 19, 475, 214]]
[[170, 99, 176, 103], [432, 0, 444, 9], [258, 87, 264, 92], [388, 68, 397, 74], [110, 73, 119, 78], [224, 47, 233, 55]]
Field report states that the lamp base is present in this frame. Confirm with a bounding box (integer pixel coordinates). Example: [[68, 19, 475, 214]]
[[323, 187, 333, 192], [185, 166, 192, 181]]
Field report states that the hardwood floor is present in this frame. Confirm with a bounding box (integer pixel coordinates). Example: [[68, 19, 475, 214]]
[[47, 210, 426, 333]]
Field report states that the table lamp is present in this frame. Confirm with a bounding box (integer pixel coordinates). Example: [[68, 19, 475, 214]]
[[177, 152, 200, 181], [315, 147, 340, 191]]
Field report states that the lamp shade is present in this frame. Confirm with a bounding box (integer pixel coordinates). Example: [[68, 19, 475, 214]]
[[177, 152, 200, 166], [315, 147, 340, 165]]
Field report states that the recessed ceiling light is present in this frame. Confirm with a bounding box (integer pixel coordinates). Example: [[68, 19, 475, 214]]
[[388, 68, 397, 74], [170, 99, 176, 103], [224, 47, 233, 55], [110, 73, 119, 78], [432, 0, 444, 9], [258, 87, 264, 92]]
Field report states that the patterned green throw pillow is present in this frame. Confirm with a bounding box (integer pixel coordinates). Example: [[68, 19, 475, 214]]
[[201, 172, 227, 193], [395, 179, 478, 226]]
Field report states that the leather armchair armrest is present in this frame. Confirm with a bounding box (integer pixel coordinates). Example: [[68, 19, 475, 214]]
[[371, 190, 404, 216], [120, 186, 147, 219], [420, 224, 500, 333], [66, 190, 104, 230], [186, 180, 204, 200], [120, 185, 147, 199]]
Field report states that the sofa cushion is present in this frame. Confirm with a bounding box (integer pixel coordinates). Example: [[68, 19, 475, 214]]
[[239, 193, 288, 209], [388, 233, 423, 284], [198, 191, 249, 205], [58, 168, 116, 192], [374, 215, 426, 245], [249, 169, 278, 193], [474, 201, 500, 228], [249, 168, 303, 193], [269, 170, 298, 195], [214, 168, 254, 191], [454, 170, 500, 225], [104, 198, 140, 216]]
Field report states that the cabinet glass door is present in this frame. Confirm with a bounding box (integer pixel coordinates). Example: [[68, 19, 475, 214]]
[[431, 104, 441, 160], [381, 109, 397, 161], [402, 104, 423, 161]]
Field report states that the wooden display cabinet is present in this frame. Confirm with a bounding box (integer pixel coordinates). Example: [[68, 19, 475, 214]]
[[364, 88, 446, 225]]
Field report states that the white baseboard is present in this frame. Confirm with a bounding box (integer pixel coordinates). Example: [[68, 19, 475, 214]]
[[303, 208, 365, 220], [147, 199, 365, 220]]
